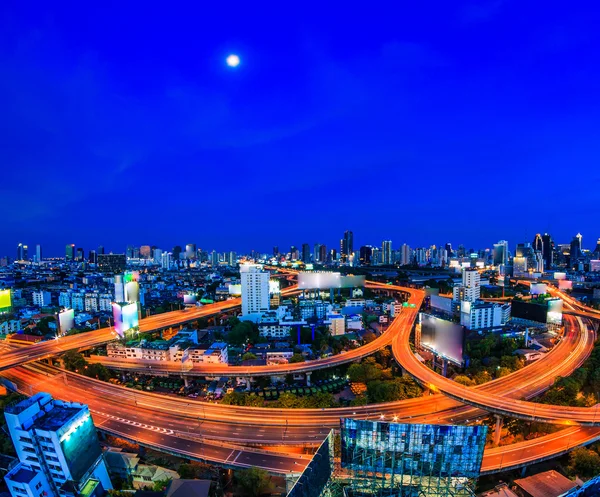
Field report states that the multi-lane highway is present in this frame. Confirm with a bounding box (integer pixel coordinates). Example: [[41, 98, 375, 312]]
[[2, 270, 600, 475]]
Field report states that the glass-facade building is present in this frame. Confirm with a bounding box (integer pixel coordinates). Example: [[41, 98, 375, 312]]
[[340, 419, 486, 496]]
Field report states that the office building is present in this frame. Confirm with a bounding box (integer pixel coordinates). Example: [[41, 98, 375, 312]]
[[401, 244, 412, 265], [341, 230, 353, 263], [272, 246, 279, 257], [88, 250, 97, 264], [228, 251, 237, 266], [4, 393, 112, 497], [152, 248, 163, 265], [541, 233, 553, 269], [241, 264, 270, 315], [65, 244, 75, 262], [35, 245, 42, 263], [513, 256, 528, 277], [453, 268, 481, 302], [493, 240, 508, 266], [75, 248, 84, 262], [185, 244, 196, 260], [301, 243, 311, 263], [359, 245, 373, 265], [313, 243, 323, 263], [97, 254, 126, 273], [139, 245, 151, 259], [17, 243, 28, 262], [161, 252, 172, 269], [570, 233, 583, 265], [97, 246, 104, 255], [382, 240, 392, 265]]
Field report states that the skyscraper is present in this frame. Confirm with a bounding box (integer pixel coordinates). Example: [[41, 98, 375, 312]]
[[401, 244, 412, 266], [185, 243, 196, 259], [301, 243, 311, 263], [97, 245, 105, 255], [172, 245, 182, 261], [228, 251, 237, 266], [341, 230, 353, 263], [273, 246, 279, 257], [359, 246, 373, 265], [453, 268, 481, 302], [65, 244, 75, 261], [139, 245, 151, 259], [382, 240, 392, 265], [492, 240, 508, 266], [35, 244, 42, 263], [16, 243, 26, 261], [240, 264, 270, 315], [541, 233, 553, 269], [532, 233, 543, 253], [570, 233, 583, 264], [313, 243, 323, 263], [76, 248, 84, 262]]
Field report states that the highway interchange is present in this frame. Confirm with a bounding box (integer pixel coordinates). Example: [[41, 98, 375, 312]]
[[1, 270, 600, 476]]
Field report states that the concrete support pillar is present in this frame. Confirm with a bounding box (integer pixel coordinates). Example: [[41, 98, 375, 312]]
[[442, 359, 448, 378], [311, 324, 316, 341], [306, 372, 312, 387], [183, 376, 190, 388], [245, 379, 252, 391], [494, 415, 503, 446], [297, 325, 301, 345]]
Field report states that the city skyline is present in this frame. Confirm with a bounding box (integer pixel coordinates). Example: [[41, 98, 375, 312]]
[[2, 4, 599, 255], [4, 229, 600, 260]]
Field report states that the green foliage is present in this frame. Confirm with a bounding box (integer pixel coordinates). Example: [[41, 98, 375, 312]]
[[289, 353, 305, 363], [366, 377, 422, 403], [227, 321, 259, 346], [454, 375, 476, 387], [152, 478, 172, 492], [62, 350, 87, 372], [235, 467, 274, 497], [568, 448, 600, 478], [242, 352, 257, 361]]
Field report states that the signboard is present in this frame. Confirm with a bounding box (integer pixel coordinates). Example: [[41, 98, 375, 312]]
[[419, 313, 464, 365], [530, 283, 548, 295], [298, 272, 365, 289], [183, 294, 197, 305], [547, 298, 563, 325], [0, 289, 12, 313], [112, 302, 139, 337], [58, 309, 75, 335]]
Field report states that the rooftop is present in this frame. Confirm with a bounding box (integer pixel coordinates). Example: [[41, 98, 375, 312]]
[[32, 404, 81, 432], [8, 464, 37, 484], [514, 470, 577, 497]]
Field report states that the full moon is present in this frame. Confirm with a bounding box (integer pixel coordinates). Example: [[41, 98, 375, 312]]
[[226, 54, 240, 67]]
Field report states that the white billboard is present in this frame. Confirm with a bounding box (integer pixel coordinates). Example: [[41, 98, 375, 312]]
[[58, 309, 75, 335], [554, 272, 567, 280], [298, 272, 365, 289], [530, 283, 548, 295], [183, 294, 197, 305], [430, 295, 453, 314], [547, 298, 563, 325], [558, 280, 573, 290], [112, 302, 139, 337], [125, 281, 139, 303], [228, 284, 242, 295]]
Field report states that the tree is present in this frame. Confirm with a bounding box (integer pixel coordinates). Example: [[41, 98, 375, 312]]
[[153, 478, 171, 492], [496, 367, 511, 378], [362, 331, 377, 343], [454, 375, 476, 387], [289, 353, 305, 363], [242, 352, 257, 361], [235, 467, 274, 497], [62, 351, 87, 372], [473, 371, 492, 385], [569, 447, 600, 478], [228, 322, 258, 346]]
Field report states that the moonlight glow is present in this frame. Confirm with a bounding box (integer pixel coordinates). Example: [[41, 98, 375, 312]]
[[226, 54, 240, 67]]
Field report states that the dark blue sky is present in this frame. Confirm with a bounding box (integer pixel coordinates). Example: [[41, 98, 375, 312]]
[[1, 2, 599, 257]]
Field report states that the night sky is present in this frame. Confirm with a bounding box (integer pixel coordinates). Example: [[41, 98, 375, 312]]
[[1, 3, 599, 257]]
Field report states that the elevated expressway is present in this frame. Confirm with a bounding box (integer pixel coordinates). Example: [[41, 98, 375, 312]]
[[2, 274, 600, 475]]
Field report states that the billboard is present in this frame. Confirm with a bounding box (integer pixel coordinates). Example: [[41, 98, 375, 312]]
[[124, 281, 139, 303], [228, 284, 242, 295], [558, 280, 573, 290], [269, 280, 280, 294], [297, 272, 365, 289], [341, 418, 486, 479], [530, 283, 548, 295], [0, 289, 11, 313], [511, 300, 548, 323], [58, 309, 75, 335], [183, 294, 197, 305], [554, 272, 567, 280], [59, 412, 102, 482], [430, 295, 453, 314], [547, 298, 563, 325], [112, 302, 139, 337], [419, 313, 464, 365]]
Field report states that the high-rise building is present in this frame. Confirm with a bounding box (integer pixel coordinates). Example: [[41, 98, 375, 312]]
[[532, 233, 543, 253], [97, 245, 105, 255], [313, 243, 323, 263], [211, 250, 219, 266], [445, 242, 453, 257], [88, 250, 97, 263], [382, 240, 392, 265], [185, 244, 196, 260], [75, 248, 84, 262], [594, 238, 600, 259], [139, 245, 151, 259], [541, 233, 553, 269], [301, 243, 311, 263], [492, 240, 508, 266], [97, 254, 126, 273], [319, 244, 327, 264], [453, 268, 481, 302], [161, 252, 172, 269], [35, 244, 42, 263], [273, 246, 279, 257], [16, 243, 25, 261], [172, 246, 182, 261], [240, 265, 270, 315], [570, 233, 583, 262], [228, 251, 237, 266], [65, 244, 75, 262], [4, 393, 112, 497], [359, 246, 373, 265], [401, 244, 412, 266], [341, 230, 354, 263]]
